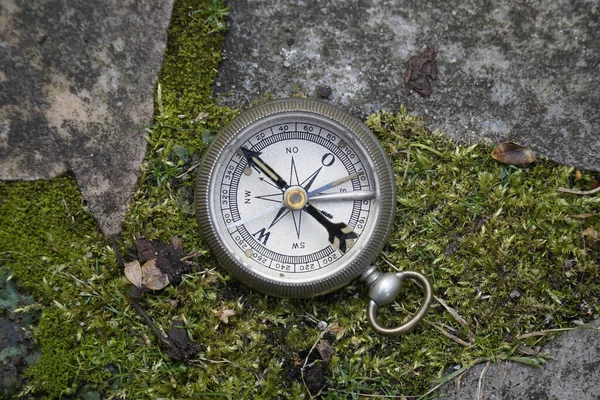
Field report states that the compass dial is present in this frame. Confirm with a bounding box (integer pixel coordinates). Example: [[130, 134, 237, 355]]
[[196, 99, 395, 298]]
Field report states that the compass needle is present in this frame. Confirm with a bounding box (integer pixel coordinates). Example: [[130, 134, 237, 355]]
[[307, 171, 364, 197], [309, 190, 376, 202], [197, 99, 432, 337], [241, 146, 289, 190], [303, 203, 358, 253]]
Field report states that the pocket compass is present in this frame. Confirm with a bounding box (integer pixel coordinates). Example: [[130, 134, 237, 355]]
[[195, 98, 432, 336]]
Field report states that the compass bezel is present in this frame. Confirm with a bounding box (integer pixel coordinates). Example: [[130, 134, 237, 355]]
[[195, 98, 396, 298]]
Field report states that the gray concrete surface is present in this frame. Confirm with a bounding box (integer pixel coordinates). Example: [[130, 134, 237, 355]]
[[0, 0, 173, 236], [437, 319, 600, 400], [215, 0, 600, 171]]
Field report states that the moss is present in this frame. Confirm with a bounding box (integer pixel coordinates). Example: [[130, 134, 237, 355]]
[[1, 0, 599, 398], [0, 176, 113, 301], [24, 307, 80, 398]]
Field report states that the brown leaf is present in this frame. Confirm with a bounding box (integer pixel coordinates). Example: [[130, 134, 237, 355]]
[[124, 260, 142, 288], [315, 339, 334, 363], [216, 307, 236, 324], [141, 259, 170, 290], [327, 323, 344, 339], [404, 45, 438, 96], [583, 226, 599, 242], [491, 142, 536, 166]]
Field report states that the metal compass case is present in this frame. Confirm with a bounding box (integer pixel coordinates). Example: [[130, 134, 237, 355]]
[[195, 98, 432, 336]]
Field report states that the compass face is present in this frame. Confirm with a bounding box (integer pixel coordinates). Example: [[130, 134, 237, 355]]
[[196, 99, 395, 298]]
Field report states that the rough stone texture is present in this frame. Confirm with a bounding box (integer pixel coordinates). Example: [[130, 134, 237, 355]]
[[0, 0, 174, 236], [437, 319, 600, 399], [215, 0, 600, 171], [0, 315, 30, 397]]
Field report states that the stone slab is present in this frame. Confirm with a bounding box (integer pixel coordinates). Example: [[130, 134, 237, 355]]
[[0, 0, 174, 236], [437, 319, 600, 399], [215, 0, 600, 171]]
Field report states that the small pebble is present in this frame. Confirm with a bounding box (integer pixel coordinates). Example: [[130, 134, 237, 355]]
[[317, 321, 328, 331], [283, 60, 291, 68], [510, 289, 521, 299], [315, 85, 333, 99]]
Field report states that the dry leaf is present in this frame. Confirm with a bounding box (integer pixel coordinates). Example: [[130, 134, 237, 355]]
[[583, 226, 599, 242], [141, 259, 170, 290], [350, 336, 361, 347], [491, 142, 536, 166], [216, 307, 236, 324], [171, 236, 182, 250], [327, 323, 344, 339], [569, 213, 592, 219], [124, 260, 142, 288], [575, 169, 581, 180], [315, 340, 334, 362], [404, 45, 438, 96]]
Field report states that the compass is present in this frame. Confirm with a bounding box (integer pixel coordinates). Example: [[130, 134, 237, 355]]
[[195, 98, 432, 336]]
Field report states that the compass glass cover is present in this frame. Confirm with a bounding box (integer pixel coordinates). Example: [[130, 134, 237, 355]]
[[196, 99, 395, 298]]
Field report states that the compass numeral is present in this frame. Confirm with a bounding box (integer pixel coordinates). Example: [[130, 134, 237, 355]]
[[252, 228, 271, 245], [321, 153, 335, 167]]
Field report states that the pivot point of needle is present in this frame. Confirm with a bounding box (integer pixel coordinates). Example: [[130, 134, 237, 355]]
[[283, 186, 308, 210]]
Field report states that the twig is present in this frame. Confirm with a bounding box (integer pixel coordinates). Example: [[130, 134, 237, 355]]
[[401, 147, 411, 186], [557, 186, 600, 195], [176, 162, 201, 179], [198, 357, 242, 368], [110, 237, 125, 268], [475, 362, 491, 400], [180, 251, 203, 262], [351, 394, 412, 398], [415, 358, 487, 400], [131, 301, 170, 345], [62, 272, 101, 297], [434, 296, 468, 327], [568, 213, 593, 219], [434, 296, 474, 342], [455, 370, 467, 390], [379, 253, 400, 271], [592, 57, 600, 69], [300, 332, 326, 399], [424, 320, 473, 347], [517, 326, 598, 340]]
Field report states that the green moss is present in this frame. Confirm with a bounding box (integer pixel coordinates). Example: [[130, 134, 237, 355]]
[[0, 176, 113, 301], [2, 0, 599, 398], [123, 0, 236, 249], [24, 307, 80, 398]]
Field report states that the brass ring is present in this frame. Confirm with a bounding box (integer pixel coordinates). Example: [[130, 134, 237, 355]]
[[366, 270, 433, 337]]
